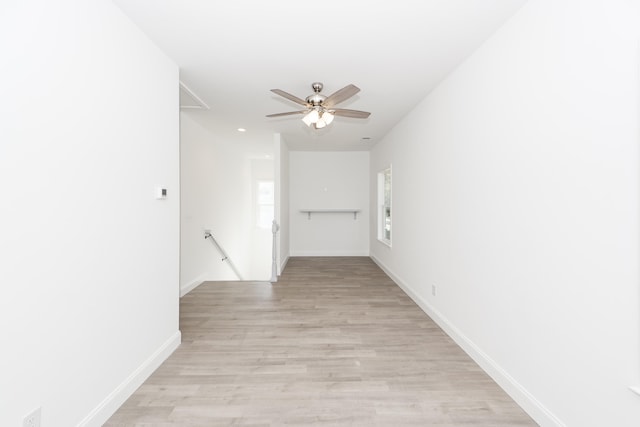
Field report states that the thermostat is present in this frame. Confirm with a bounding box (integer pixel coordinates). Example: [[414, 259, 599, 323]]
[[156, 187, 168, 200]]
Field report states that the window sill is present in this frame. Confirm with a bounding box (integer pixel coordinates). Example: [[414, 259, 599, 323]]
[[378, 238, 392, 248]]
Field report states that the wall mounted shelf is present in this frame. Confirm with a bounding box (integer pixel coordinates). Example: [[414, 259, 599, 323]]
[[300, 209, 361, 220]]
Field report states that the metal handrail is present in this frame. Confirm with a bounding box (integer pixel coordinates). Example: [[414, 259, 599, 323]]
[[204, 232, 243, 280]]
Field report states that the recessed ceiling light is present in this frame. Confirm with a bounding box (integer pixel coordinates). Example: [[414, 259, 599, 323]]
[[237, 128, 246, 132]]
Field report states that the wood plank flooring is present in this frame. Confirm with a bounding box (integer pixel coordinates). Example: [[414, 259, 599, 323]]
[[105, 257, 537, 426]]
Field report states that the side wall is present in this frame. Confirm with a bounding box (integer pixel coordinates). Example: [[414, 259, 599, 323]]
[[0, 1, 180, 425], [275, 134, 291, 274], [290, 151, 370, 256], [370, 1, 640, 426]]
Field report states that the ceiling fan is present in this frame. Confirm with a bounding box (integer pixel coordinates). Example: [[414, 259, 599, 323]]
[[266, 82, 371, 129]]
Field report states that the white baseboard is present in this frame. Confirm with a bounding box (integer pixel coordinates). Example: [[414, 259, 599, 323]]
[[369, 254, 565, 427], [279, 254, 290, 275], [78, 331, 181, 427], [180, 273, 207, 297], [290, 250, 370, 257]]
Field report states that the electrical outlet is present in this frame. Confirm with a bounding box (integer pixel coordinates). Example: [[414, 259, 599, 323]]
[[23, 407, 41, 427], [432, 284, 437, 296]]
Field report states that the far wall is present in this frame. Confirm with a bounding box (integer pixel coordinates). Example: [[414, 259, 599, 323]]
[[290, 151, 369, 256]]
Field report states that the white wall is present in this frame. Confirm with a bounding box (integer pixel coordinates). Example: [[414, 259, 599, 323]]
[[0, 1, 180, 426], [290, 151, 369, 256], [180, 114, 274, 289], [370, 1, 640, 426], [275, 134, 291, 273]]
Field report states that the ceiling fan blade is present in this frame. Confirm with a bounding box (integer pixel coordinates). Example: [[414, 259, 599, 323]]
[[323, 84, 360, 108], [331, 108, 371, 119], [271, 89, 308, 106], [266, 110, 307, 117]]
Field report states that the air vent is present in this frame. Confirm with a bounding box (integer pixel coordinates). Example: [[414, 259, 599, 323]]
[[180, 81, 209, 110]]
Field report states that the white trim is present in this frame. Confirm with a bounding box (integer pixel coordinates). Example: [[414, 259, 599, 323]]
[[377, 238, 392, 248], [279, 254, 290, 275], [78, 331, 181, 427], [377, 166, 392, 244], [180, 273, 208, 297], [179, 81, 210, 110], [370, 254, 566, 427], [290, 251, 370, 257]]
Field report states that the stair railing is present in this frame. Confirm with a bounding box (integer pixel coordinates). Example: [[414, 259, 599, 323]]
[[204, 231, 244, 280]]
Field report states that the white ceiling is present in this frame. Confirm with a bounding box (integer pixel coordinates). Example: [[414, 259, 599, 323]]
[[113, 0, 527, 151]]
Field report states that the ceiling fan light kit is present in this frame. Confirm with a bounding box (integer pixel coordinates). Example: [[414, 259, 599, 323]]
[[302, 109, 320, 126], [267, 82, 370, 129], [302, 108, 334, 129]]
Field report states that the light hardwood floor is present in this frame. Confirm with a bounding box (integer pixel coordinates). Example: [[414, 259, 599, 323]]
[[105, 257, 537, 426]]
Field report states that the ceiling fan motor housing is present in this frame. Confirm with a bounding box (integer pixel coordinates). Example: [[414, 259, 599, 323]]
[[306, 83, 326, 106], [306, 94, 326, 106]]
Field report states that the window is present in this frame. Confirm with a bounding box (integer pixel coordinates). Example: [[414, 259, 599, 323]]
[[377, 167, 391, 245], [256, 180, 274, 229]]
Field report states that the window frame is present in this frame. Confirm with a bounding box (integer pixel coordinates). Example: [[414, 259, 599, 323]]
[[377, 166, 392, 247]]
